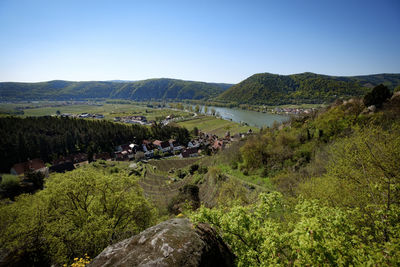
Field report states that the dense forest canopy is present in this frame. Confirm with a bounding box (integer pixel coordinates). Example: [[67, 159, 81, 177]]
[[0, 79, 231, 101], [0, 116, 190, 172], [217, 72, 400, 105]]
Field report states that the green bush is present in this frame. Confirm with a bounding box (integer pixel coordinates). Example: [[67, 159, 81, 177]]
[[168, 184, 200, 214], [363, 84, 392, 108], [0, 175, 21, 200], [198, 166, 208, 174], [176, 169, 186, 179], [189, 164, 199, 174], [191, 192, 400, 266]]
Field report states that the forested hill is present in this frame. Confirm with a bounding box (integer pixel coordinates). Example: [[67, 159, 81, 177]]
[[0, 78, 232, 101], [2, 73, 400, 104], [217, 72, 400, 105]]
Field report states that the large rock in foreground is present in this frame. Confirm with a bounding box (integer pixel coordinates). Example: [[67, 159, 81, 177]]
[[89, 218, 235, 267]]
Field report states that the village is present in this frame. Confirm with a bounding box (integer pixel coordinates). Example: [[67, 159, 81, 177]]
[[113, 115, 149, 125], [61, 113, 184, 126], [7, 128, 254, 184], [270, 107, 316, 115], [60, 112, 105, 119]]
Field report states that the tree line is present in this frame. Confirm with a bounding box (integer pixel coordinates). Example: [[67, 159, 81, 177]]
[[0, 116, 189, 172]]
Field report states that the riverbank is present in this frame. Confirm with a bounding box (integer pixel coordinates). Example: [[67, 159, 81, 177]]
[[183, 104, 288, 128], [179, 99, 326, 115], [177, 115, 255, 137], [0, 100, 289, 129]]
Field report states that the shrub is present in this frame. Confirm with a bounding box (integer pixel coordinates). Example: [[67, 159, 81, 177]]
[[198, 166, 208, 174], [0, 175, 21, 200], [168, 184, 200, 214], [176, 169, 186, 179], [189, 164, 199, 174], [190, 192, 400, 266], [363, 84, 392, 108], [231, 161, 238, 170]]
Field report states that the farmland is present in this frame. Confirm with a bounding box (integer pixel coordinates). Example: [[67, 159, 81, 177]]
[[0, 101, 190, 121], [0, 101, 259, 137]]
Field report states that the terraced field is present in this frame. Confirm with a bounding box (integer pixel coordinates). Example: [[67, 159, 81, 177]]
[[148, 157, 200, 172], [139, 158, 200, 210], [139, 157, 265, 212], [139, 172, 189, 207]]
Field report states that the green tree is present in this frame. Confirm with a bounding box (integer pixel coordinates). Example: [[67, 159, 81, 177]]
[[363, 84, 392, 108], [0, 166, 155, 265], [191, 191, 400, 266], [0, 175, 22, 200], [25, 171, 45, 190], [176, 103, 184, 110], [304, 126, 400, 242], [192, 126, 199, 136]]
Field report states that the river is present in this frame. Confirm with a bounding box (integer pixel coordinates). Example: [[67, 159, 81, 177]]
[[191, 105, 289, 128]]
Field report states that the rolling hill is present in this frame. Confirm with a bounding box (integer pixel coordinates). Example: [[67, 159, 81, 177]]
[[1, 73, 399, 104], [217, 72, 400, 105], [0, 78, 232, 101]]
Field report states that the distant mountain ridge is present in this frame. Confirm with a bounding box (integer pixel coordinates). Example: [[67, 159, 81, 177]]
[[1, 73, 399, 104], [0, 78, 232, 101], [217, 72, 400, 105]]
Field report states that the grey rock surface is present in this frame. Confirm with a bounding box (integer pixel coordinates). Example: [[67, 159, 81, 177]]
[[89, 218, 235, 267]]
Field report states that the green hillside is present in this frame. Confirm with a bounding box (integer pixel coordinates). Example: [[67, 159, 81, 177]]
[[0, 79, 232, 101], [2, 73, 399, 105], [217, 72, 400, 105]]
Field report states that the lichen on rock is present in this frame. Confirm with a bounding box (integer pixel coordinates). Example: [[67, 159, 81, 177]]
[[89, 218, 235, 267]]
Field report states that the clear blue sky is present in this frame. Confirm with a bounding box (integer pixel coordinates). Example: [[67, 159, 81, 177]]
[[0, 0, 399, 83]]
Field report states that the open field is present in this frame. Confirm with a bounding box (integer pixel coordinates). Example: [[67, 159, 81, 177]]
[[22, 104, 190, 121], [0, 102, 190, 121], [1, 101, 260, 136], [177, 115, 256, 137]]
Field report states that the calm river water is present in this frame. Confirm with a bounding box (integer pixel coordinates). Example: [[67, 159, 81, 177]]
[[193, 105, 288, 128]]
